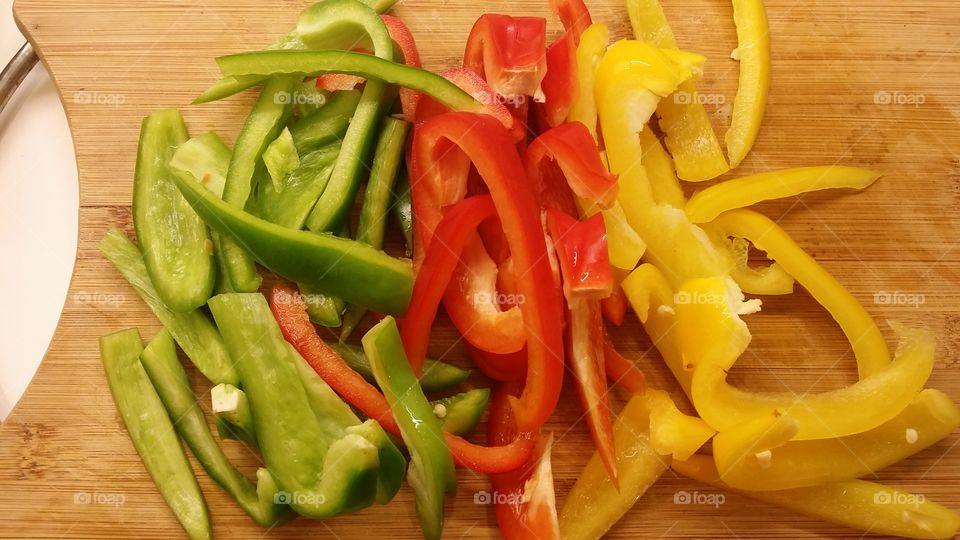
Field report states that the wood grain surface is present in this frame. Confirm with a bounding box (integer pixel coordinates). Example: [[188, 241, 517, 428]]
[[3, 0, 960, 538]]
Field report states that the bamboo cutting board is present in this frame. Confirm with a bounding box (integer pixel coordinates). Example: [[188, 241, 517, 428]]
[[3, 0, 960, 538]]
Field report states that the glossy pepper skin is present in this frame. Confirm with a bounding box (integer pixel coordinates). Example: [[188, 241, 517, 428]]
[[410, 112, 565, 432], [269, 283, 537, 473], [209, 293, 401, 518], [726, 0, 771, 168], [363, 317, 457, 540], [525, 122, 618, 210], [463, 14, 547, 99]]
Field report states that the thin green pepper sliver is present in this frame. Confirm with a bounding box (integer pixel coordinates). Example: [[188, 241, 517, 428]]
[[133, 109, 215, 313], [99, 229, 238, 385], [329, 342, 471, 392], [140, 330, 291, 527], [99, 329, 212, 540], [393, 170, 414, 256], [289, 89, 361, 154], [173, 175, 413, 315], [341, 116, 411, 338], [433, 389, 490, 436], [216, 50, 482, 115], [209, 293, 388, 517], [363, 316, 456, 540], [219, 75, 300, 293], [253, 142, 340, 230]]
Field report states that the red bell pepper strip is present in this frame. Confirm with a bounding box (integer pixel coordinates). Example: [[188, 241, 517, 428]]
[[603, 341, 647, 395], [488, 383, 560, 540], [463, 14, 548, 100], [413, 67, 520, 140], [467, 344, 527, 382], [549, 0, 593, 42], [601, 286, 628, 326], [545, 209, 614, 301], [410, 112, 565, 432], [269, 283, 536, 473], [525, 122, 618, 209], [539, 31, 578, 128], [382, 14, 422, 119]]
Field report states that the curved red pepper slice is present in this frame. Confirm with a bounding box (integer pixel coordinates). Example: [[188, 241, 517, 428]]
[[488, 383, 560, 540], [269, 283, 535, 473], [463, 14, 547, 100], [545, 209, 613, 301], [411, 112, 565, 431], [467, 344, 527, 382], [603, 340, 647, 395], [526, 122, 619, 209], [549, 0, 593, 42], [539, 31, 578, 128], [381, 14, 422, 119], [413, 67, 520, 139]]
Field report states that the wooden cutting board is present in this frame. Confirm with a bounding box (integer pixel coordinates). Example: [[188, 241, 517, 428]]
[[3, 0, 959, 538]]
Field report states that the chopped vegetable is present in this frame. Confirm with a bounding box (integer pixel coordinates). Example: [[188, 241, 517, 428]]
[[464, 14, 547, 99], [262, 127, 301, 191], [328, 342, 471, 393], [433, 389, 490, 436], [726, 0, 771, 167], [210, 383, 258, 449]]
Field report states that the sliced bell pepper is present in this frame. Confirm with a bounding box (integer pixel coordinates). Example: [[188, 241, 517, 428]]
[[132, 109, 214, 313], [545, 209, 613, 300], [288, 89, 361, 154], [463, 14, 547, 99], [686, 166, 882, 223], [467, 344, 528, 382], [328, 342, 471, 393], [726, 0, 771, 168], [363, 317, 456, 540], [99, 329, 212, 540], [722, 236, 795, 295], [566, 23, 607, 138], [643, 388, 716, 461], [601, 283, 628, 326], [488, 384, 560, 540], [673, 454, 960, 540], [704, 209, 890, 377], [210, 383, 259, 449], [269, 284, 537, 473], [412, 67, 519, 138], [540, 31, 578, 128], [262, 127, 301, 191], [315, 73, 363, 91], [549, 0, 592, 41], [173, 173, 413, 315], [381, 14, 422, 119], [710, 388, 960, 491], [603, 341, 646, 395], [433, 388, 491, 436], [392, 170, 415, 256], [410, 112, 565, 431], [638, 128, 684, 209], [625, 0, 730, 181], [253, 143, 340, 230], [526, 122, 619, 209]]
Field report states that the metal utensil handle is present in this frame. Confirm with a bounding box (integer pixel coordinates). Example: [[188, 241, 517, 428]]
[[0, 42, 40, 116]]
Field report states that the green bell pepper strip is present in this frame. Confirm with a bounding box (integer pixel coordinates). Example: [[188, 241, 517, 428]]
[[209, 293, 390, 517], [673, 454, 960, 540], [99, 229, 238, 385], [300, 282, 347, 327], [192, 0, 397, 104], [329, 342, 471, 392], [173, 174, 413, 315], [132, 109, 215, 313], [253, 142, 340, 230], [262, 127, 301, 192], [219, 75, 300, 293], [289, 344, 405, 504], [211, 383, 258, 449], [433, 388, 490, 436], [140, 330, 291, 527], [363, 316, 456, 540], [216, 51, 482, 114], [99, 329, 212, 540], [393, 170, 414, 256], [289, 89, 361, 154], [341, 116, 411, 339]]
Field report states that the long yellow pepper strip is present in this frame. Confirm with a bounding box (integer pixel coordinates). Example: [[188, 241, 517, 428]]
[[673, 454, 960, 539], [685, 165, 882, 223], [625, 0, 730, 181], [567, 23, 608, 139], [639, 129, 685, 208], [704, 209, 890, 377], [710, 388, 960, 491], [676, 277, 934, 440], [726, 0, 771, 167]]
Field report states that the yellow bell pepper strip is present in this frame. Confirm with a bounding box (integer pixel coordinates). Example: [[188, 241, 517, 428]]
[[711, 408, 799, 478], [567, 22, 607, 139], [724, 236, 795, 295], [711, 388, 960, 491], [644, 388, 716, 461], [638, 129, 684, 208], [673, 454, 960, 540], [558, 394, 668, 540], [726, 0, 771, 168], [625, 0, 730, 181], [704, 209, 890, 377], [678, 276, 934, 439], [686, 166, 882, 223], [620, 263, 689, 396]]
